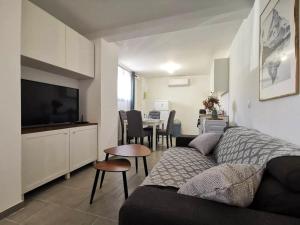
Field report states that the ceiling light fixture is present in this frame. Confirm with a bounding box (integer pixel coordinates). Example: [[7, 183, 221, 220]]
[[160, 62, 181, 74]]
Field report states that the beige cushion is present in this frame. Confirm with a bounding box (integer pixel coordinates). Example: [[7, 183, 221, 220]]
[[178, 164, 264, 207], [188, 133, 222, 155]]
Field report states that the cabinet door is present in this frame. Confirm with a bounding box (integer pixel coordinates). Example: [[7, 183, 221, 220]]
[[70, 126, 97, 171], [21, 0, 66, 68], [22, 129, 69, 193], [66, 27, 94, 78]]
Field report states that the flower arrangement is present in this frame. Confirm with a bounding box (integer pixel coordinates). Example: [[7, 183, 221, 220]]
[[203, 96, 220, 111]]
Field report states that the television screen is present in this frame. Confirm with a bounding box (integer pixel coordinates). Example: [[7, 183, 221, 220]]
[[21, 79, 79, 127]]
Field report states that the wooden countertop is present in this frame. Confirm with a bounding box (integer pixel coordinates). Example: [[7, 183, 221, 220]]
[[22, 123, 98, 134]]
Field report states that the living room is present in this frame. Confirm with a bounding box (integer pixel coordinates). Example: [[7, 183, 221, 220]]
[[1, 0, 300, 225]]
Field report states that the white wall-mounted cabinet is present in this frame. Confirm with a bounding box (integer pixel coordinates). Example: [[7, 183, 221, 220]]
[[21, 0, 66, 69], [66, 27, 94, 78], [210, 58, 229, 95], [21, 0, 94, 79], [22, 129, 70, 193], [22, 125, 98, 193], [70, 125, 97, 171]]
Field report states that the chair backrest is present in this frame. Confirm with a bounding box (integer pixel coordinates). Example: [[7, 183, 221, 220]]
[[126, 110, 143, 137], [119, 110, 127, 132], [166, 110, 176, 133], [148, 110, 160, 119]]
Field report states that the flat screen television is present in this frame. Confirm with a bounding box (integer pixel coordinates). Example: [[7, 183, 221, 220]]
[[21, 79, 79, 127]]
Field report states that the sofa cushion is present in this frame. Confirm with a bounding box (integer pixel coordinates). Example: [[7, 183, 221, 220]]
[[189, 133, 222, 155], [214, 127, 300, 166], [120, 186, 300, 225], [251, 172, 300, 218], [142, 147, 216, 188], [267, 156, 300, 192], [178, 164, 264, 207]]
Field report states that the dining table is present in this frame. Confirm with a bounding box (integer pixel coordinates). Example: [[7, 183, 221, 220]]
[[123, 119, 164, 151]]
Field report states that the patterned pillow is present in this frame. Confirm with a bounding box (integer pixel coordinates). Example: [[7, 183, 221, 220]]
[[178, 164, 264, 207], [188, 133, 222, 155], [214, 127, 300, 166]]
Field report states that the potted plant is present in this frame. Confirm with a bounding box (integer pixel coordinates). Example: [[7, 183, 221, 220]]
[[203, 96, 220, 120]]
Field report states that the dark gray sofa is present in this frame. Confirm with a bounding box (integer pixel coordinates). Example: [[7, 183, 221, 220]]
[[119, 127, 300, 225]]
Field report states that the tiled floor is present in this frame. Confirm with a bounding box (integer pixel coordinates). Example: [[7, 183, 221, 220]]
[[0, 146, 165, 225]]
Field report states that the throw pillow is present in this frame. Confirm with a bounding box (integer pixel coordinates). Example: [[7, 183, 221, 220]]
[[178, 163, 264, 207], [267, 156, 300, 192], [188, 133, 222, 155]]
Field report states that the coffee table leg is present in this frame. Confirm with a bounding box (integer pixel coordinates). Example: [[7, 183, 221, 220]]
[[122, 172, 128, 199], [135, 157, 138, 173], [90, 170, 100, 204], [143, 156, 148, 177], [99, 171, 105, 189], [99, 153, 109, 189]]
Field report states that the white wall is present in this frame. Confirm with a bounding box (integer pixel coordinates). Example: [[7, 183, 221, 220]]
[[0, 0, 23, 213], [141, 75, 211, 135], [229, 0, 300, 146], [98, 39, 119, 158]]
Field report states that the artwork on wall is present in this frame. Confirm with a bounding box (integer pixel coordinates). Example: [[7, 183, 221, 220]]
[[259, 0, 299, 101]]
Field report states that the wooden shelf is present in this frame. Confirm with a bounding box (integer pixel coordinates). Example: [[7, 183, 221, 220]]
[[22, 123, 98, 134]]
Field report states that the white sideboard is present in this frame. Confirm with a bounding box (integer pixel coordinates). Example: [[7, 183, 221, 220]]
[[22, 124, 98, 193], [69, 126, 98, 172], [198, 115, 229, 134], [21, 0, 95, 79]]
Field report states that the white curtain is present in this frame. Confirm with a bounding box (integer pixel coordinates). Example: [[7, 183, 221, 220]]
[[118, 66, 132, 111]]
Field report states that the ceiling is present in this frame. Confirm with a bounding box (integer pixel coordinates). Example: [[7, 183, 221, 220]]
[[118, 20, 242, 77], [29, 0, 254, 35]]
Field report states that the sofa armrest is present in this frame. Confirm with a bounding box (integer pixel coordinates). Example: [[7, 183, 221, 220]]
[[119, 186, 300, 225], [176, 135, 197, 147]]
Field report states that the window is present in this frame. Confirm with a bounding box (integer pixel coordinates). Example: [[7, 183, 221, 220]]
[[118, 66, 133, 110]]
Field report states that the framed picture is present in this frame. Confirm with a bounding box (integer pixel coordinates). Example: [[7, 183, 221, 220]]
[[259, 0, 299, 101]]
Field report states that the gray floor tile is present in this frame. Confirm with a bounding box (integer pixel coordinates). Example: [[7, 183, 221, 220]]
[[7, 199, 47, 224], [26, 180, 66, 203], [22, 204, 97, 225], [44, 186, 90, 208], [92, 217, 117, 225], [0, 219, 18, 225], [77, 192, 124, 220]]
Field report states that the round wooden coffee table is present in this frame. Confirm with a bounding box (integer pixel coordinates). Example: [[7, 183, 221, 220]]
[[104, 144, 151, 176], [90, 159, 131, 204]]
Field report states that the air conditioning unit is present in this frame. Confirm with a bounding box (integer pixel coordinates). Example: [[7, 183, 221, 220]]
[[168, 78, 190, 87]]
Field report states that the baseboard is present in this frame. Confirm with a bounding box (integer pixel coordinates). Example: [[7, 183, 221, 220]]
[[0, 201, 25, 220]]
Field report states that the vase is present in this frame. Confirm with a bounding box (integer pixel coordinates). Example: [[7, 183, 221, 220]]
[[211, 109, 218, 120]]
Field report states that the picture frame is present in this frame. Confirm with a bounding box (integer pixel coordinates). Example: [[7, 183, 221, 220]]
[[259, 0, 299, 101]]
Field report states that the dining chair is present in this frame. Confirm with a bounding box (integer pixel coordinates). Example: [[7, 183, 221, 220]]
[[157, 110, 176, 148], [119, 110, 127, 145], [126, 110, 152, 173]]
